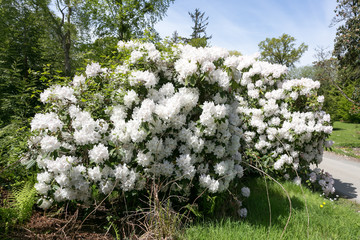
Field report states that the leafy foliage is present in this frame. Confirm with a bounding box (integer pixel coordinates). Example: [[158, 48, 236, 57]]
[[0, 182, 36, 236], [0, 122, 32, 184], [84, 0, 174, 40], [331, 0, 360, 111], [287, 65, 316, 79], [290, 47, 360, 122], [258, 33, 308, 67]]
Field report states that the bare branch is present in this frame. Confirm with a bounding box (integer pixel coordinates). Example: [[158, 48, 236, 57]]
[[331, 79, 358, 105]]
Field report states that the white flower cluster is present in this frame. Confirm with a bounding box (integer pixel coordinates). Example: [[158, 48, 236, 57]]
[[31, 112, 63, 132], [309, 168, 335, 196], [235, 59, 333, 174], [29, 41, 247, 209], [28, 40, 333, 212], [40, 85, 76, 104]]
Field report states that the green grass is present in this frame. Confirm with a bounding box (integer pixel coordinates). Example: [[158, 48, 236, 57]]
[[183, 178, 360, 240], [327, 121, 360, 159], [329, 121, 360, 148], [331, 148, 360, 159]]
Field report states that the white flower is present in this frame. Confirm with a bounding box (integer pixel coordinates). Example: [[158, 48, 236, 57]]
[[241, 187, 250, 197], [293, 176, 301, 185], [40, 136, 61, 153], [199, 174, 219, 193], [238, 208, 247, 218], [88, 166, 102, 182], [123, 89, 139, 108], [211, 69, 230, 89], [317, 96, 325, 103], [100, 180, 114, 194], [248, 89, 259, 99], [324, 140, 334, 148], [161, 160, 174, 176], [176, 154, 196, 180], [89, 143, 109, 164], [55, 173, 70, 187], [114, 164, 137, 191], [35, 182, 51, 195], [136, 151, 153, 167], [85, 62, 103, 77], [159, 82, 175, 97], [40, 85, 76, 104], [130, 70, 158, 88], [73, 75, 86, 87], [309, 172, 317, 183], [31, 112, 63, 132], [290, 91, 298, 100], [37, 172, 52, 183], [130, 50, 143, 63], [38, 198, 53, 209]]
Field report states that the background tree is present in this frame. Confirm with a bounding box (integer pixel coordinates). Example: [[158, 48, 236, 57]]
[[85, 0, 174, 41], [287, 65, 316, 79], [287, 45, 359, 122], [0, 0, 175, 126], [0, 0, 51, 125], [171, 30, 182, 44], [229, 50, 242, 56], [33, 0, 92, 76], [312, 47, 345, 120], [187, 8, 211, 47], [331, 0, 360, 110], [258, 33, 308, 67]]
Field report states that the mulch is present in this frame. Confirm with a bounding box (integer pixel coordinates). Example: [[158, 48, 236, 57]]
[[7, 211, 114, 240]]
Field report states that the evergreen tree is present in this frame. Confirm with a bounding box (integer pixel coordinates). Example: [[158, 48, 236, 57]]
[[188, 8, 211, 47], [171, 30, 181, 44]]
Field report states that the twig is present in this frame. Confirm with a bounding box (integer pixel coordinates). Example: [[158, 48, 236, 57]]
[[56, 208, 78, 235], [21, 226, 37, 238], [75, 180, 119, 233], [263, 170, 272, 238], [275, 136, 310, 239], [248, 152, 273, 237], [0, 157, 23, 175], [294, 168, 310, 239], [243, 162, 292, 240], [331, 78, 358, 105]]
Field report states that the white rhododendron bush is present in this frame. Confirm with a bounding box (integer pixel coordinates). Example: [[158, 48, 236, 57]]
[[28, 40, 334, 212], [236, 58, 335, 195]]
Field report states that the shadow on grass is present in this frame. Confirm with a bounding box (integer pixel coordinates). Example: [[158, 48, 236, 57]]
[[332, 127, 344, 131], [333, 178, 358, 199], [243, 178, 304, 228]]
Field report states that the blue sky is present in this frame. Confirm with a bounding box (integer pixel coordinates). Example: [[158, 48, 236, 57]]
[[155, 0, 338, 66]]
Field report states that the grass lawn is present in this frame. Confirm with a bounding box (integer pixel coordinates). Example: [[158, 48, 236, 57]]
[[328, 121, 360, 158], [183, 177, 360, 240], [329, 121, 360, 147]]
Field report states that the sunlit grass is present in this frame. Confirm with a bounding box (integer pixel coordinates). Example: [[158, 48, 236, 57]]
[[328, 121, 360, 158], [183, 177, 360, 240], [329, 121, 360, 148]]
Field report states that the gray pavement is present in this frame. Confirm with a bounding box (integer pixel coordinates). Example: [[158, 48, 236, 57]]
[[317, 151, 360, 203]]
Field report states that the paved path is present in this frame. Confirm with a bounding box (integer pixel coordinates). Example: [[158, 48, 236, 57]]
[[317, 151, 360, 203]]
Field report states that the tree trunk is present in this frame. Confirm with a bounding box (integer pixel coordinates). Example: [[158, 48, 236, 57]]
[[63, 37, 71, 76], [63, 5, 72, 76]]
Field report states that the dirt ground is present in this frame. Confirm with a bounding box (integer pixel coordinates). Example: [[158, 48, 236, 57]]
[[5, 210, 115, 240]]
